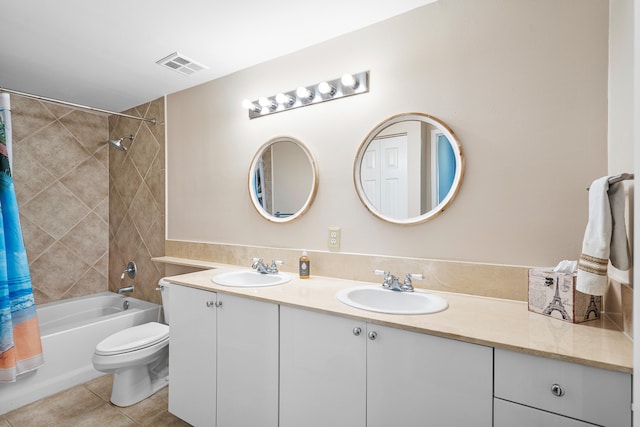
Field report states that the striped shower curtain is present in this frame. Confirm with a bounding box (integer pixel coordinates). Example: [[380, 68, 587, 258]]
[[0, 94, 44, 382]]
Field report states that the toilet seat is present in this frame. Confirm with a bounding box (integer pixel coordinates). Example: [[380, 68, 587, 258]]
[[95, 322, 169, 356]]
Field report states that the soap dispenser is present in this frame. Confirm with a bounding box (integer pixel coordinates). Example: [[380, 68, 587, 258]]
[[299, 251, 310, 279]]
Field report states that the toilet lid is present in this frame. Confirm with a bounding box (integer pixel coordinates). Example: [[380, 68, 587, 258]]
[[95, 322, 169, 355]]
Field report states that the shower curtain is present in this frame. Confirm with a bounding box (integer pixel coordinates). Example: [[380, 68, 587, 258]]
[[0, 93, 44, 383]]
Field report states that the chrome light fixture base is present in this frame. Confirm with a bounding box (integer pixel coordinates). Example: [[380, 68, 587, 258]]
[[243, 71, 369, 119]]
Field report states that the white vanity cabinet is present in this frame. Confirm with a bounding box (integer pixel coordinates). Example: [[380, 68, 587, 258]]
[[279, 306, 493, 427], [280, 305, 367, 427], [169, 283, 217, 426], [216, 292, 279, 427], [366, 322, 492, 427], [494, 348, 632, 427], [169, 284, 279, 427]]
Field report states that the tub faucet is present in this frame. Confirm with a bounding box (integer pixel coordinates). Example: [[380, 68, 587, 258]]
[[121, 261, 137, 281], [252, 258, 283, 274], [118, 285, 134, 294]]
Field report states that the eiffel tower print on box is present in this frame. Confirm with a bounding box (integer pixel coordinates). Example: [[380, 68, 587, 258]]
[[528, 269, 602, 324]]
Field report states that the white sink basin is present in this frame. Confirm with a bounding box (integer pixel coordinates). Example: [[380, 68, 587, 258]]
[[336, 285, 448, 315], [211, 270, 291, 287]]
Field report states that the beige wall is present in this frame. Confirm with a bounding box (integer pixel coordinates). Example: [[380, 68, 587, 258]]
[[11, 96, 109, 304], [167, 0, 609, 268], [605, 0, 635, 336], [609, 0, 634, 175]]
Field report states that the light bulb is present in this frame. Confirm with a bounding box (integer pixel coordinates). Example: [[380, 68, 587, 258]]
[[258, 97, 277, 111], [242, 99, 260, 112], [276, 92, 294, 106], [318, 81, 336, 96], [296, 86, 313, 101], [341, 73, 358, 90]]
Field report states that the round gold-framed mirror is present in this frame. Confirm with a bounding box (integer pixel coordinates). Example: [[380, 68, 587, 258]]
[[249, 136, 319, 223], [353, 113, 464, 225]]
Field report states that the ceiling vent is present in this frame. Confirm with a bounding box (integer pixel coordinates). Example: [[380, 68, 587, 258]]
[[156, 52, 207, 76]]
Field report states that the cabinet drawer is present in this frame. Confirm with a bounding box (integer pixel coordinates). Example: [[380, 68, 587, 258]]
[[494, 398, 597, 427], [494, 349, 631, 426]]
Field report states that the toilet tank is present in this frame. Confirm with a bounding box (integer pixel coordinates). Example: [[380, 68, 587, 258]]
[[158, 278, 172, 324]]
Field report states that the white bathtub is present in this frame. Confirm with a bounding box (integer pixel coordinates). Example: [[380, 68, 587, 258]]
[[0, 292, 161, 414]]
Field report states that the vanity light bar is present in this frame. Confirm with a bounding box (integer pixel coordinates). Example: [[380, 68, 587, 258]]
[[242, 71, 369, 119]]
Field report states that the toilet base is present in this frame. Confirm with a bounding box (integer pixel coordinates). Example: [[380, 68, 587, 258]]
[[110, 347, 169, 407]]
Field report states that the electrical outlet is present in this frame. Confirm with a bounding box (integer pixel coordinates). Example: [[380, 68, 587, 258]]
[[328, 227, 341, 250]]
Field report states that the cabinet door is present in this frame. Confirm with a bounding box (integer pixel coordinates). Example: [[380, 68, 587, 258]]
[[216, 294, 279, 427], [168, 284, 217, 427], [366, 324, 493, 427], [280, 306, 366, 427], [495, 398, 598, 427]]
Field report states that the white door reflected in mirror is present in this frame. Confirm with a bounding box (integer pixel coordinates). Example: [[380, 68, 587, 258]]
[[354, 113, 464, 225]]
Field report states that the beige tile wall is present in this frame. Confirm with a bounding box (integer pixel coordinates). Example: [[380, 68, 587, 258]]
[[11, 96, 109, 303], [108, 98, 165, 304], [11, 95, 166, 305], [606, 278, 633, 337]]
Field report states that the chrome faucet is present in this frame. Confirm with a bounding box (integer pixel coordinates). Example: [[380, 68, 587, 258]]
[[252, 258, 283, 274], [118, 285, 134, 294], [374, 270, 423, 292]]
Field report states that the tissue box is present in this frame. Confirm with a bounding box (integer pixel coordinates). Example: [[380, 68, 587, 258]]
[[528, 269, 602, 323]]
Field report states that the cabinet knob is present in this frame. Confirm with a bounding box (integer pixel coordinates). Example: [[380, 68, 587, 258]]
[[368, 331, 378, 340], [206, 301, 214, 307], [353, 327, 362, 336], [215, 301, 223, 308], [550, 384, 565, 397]]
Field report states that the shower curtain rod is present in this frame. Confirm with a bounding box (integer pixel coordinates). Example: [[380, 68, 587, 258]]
[[0, 87, 156, 125]]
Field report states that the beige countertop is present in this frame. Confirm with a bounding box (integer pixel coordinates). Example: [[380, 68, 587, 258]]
[[164, 263, 633, 374]]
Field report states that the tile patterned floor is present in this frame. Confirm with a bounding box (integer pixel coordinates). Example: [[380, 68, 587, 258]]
[[0, 375, 190, 426]]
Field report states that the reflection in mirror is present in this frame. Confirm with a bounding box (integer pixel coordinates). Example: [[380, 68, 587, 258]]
[[354, 113, 464, 225], [249, 136, 318, 223]]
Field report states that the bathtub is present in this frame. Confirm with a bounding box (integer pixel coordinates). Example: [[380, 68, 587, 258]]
[[0, 292, 161, 414]]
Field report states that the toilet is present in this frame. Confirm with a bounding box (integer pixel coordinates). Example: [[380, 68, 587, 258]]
[[92, 279, 171, 407]]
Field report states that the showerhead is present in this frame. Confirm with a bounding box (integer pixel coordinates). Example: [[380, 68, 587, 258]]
[[107, 135, 133, 151]]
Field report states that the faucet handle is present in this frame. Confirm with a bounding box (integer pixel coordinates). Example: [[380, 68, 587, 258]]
[[401, 273, 422, 292], [373, 269, 388, 276], [268, 260, 283, 273]]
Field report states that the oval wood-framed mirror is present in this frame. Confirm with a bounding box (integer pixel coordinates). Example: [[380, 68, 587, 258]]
[[249, 136, 319, 223]]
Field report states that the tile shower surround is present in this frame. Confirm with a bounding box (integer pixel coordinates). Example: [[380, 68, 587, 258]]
[[10, 95, 165, 304], [108, 98, 166, 305], [12, 96, 109, 303]]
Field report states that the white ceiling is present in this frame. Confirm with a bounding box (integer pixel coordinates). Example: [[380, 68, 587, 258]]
[[0, 0, 436, 113]]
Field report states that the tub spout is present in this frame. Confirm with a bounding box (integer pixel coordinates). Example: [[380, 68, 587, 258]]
[[118, 285, 134, 294]]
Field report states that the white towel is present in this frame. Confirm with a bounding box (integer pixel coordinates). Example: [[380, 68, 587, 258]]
[[608, 181, 631, 270], [576, 176, 631, 296]]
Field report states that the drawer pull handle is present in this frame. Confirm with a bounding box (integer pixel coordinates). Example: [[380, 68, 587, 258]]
[[206, 301, 215, 307], [550, 384, 565, 397], [368, 331, 378, 340], [353, 327, 362, 336]]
